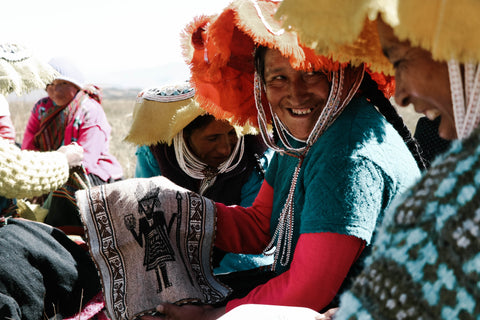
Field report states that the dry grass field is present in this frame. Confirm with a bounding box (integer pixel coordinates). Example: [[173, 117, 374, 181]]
[[10, 92, 421, 180]]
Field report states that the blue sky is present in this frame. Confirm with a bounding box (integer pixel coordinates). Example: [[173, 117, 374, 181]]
[[2, 0, 231, 88]]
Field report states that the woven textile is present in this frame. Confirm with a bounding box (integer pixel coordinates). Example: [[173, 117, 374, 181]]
[[77, 176, 230, 320]]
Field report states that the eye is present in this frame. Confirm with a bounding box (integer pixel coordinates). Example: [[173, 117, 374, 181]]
[[265, 74, 287, 87], [303, 71, 327, 83]]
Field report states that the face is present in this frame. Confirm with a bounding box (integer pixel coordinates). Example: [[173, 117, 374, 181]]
[[46, 79, 79, 107], [377, 19, 456, 140], [262, 49, 330, 140], [185, 119, 238, 168]]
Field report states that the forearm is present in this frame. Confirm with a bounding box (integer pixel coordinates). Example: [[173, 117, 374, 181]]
[[215, 180, 273, 253], [226, 232, 365, 312]]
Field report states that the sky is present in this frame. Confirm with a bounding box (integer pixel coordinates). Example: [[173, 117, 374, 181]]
[[2, 0, 232, 88]]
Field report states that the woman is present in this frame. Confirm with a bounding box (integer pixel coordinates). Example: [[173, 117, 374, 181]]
[[21, 56, 123, 185], [275, 0, 480, 318], [126, 82, 273, 294], [143, 1, 423, 318], [21, 56, 123, 227]]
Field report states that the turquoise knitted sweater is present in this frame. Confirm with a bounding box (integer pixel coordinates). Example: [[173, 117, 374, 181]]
[[266, 97, 421, 274], [335, 125, 480, 319]]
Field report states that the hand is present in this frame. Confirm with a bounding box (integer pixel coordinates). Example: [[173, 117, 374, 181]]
[[141, 303, 225, 320], [57, 142, 84, 167], [318, 307, 338, 319]]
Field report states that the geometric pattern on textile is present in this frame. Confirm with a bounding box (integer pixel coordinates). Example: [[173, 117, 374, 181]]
[[77, 176, 231, 320]]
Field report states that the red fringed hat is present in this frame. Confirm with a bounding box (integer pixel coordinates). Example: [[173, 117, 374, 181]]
[[181, 0, 394, 127]]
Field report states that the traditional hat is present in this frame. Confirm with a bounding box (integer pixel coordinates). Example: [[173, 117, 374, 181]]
[[276, 0, 480, 72], [277, 0, 480, 139], [181, 0, 394, 128], [124, 81, 205, 146], [48, 56, 86, 89], [0, 43, 59, 95]]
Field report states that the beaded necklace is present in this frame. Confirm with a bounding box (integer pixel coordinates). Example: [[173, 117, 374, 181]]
[[255, 65, 365, 270], [173, 131, 245, 195]]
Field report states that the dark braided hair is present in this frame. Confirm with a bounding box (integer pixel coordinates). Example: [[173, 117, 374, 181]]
[[359, 72, 428, 171]]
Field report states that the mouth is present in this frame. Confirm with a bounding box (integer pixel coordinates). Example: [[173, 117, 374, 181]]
[[289, 108, 313, 116]]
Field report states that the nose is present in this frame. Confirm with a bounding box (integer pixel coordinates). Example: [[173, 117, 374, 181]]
[[289, 77, 309, 104], [216, 135, 233, 157]]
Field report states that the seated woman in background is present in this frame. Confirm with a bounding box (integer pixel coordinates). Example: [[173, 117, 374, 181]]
[[21, 56, 123, 228], [125, 82, 274, 296], [143, 1, 424, 318]]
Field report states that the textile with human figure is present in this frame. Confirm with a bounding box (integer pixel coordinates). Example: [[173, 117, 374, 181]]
[[77, 176, 230, 320]]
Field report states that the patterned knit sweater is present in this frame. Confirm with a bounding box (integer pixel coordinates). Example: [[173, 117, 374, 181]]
[[335, 125, 480, 319], [0, 137, 69, 199]]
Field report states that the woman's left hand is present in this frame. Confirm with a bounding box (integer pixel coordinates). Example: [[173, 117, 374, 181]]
[[140, 303, 226, 320]]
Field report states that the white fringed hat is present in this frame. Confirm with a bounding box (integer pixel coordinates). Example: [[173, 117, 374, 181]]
[[0, 43, 59, 95], [48, 56, 86, 89]]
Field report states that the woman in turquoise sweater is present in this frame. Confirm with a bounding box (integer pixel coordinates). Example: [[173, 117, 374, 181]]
[[143, 1, 424, 319]]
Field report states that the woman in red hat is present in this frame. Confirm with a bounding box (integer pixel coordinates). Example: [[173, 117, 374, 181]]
[[143, 1, 425, 318]]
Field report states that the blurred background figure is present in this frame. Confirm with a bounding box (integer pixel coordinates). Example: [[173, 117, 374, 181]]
[[21, 57, 123, 228], [0, 94, 15, 144]]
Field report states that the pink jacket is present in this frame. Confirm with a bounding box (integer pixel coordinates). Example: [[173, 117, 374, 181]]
[[22, 96, 123, 182]]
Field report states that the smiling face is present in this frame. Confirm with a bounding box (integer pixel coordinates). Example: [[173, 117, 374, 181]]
[[377, 19, 456, 140], [185, 118, 238, 168], [262, 49, 330, 140], [46, 79, 80, 107]]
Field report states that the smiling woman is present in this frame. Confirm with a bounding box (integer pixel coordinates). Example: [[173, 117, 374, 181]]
[[140, 1, 425, 319]]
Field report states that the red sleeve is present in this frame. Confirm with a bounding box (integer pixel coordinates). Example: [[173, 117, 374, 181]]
[[21, 108, 40, 150], [226, 232, 365, 312], [0, 116, 16, 143], [215, 180, 273, 253]]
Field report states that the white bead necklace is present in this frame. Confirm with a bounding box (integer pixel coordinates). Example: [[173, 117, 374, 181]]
[[173, 130, 245, 195]]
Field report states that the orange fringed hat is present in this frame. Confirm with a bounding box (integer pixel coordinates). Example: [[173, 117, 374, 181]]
[[181, 0, 394, 127]]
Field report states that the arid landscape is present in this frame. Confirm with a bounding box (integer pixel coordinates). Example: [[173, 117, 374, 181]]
[[10, 87, 421, 179]]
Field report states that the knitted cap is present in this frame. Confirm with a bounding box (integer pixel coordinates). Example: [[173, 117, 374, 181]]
[[276, 0, 480, 74], [48, 56, 85, 89], [124, 82, 205, 146], [0, 43, 59, 95], [182, 0, 394, 127]]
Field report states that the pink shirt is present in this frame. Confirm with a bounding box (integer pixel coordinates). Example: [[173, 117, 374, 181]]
[[22, 96, 123, 182]]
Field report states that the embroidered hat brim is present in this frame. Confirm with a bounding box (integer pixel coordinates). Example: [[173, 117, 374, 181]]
[[124, 83, 205, 146], [0, 43, 59, 96]]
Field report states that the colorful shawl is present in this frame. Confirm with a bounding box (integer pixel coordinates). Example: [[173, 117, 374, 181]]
[[33, 85, 102, 150]]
